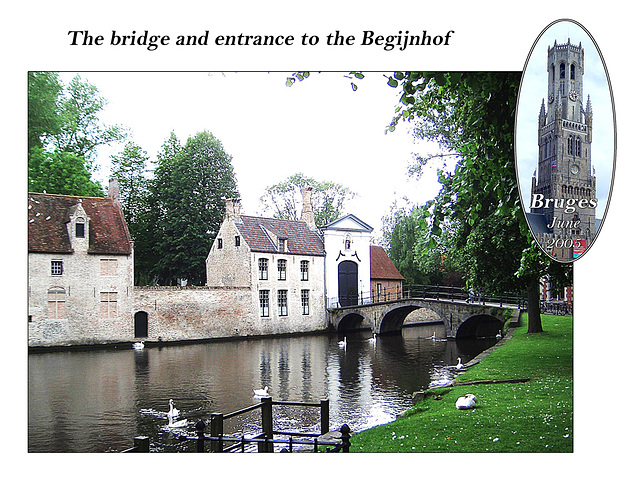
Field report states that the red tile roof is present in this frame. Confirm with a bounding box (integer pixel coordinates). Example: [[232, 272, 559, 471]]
[[370, 245, 404, 280], [236, 215, 325, 256], [28, 193, 132, 255]]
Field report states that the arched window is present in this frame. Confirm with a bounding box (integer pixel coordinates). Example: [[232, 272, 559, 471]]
[[560, 63, 565, 79], [570, 64, 575, 80], [567, 136, 574, 155], [576, 137, 581, 157]]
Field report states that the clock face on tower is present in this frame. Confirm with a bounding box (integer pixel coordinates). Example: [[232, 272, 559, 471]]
[[569, 90, 578, 101], [548, 93, 554, 104], [571, 163, 580, 175]]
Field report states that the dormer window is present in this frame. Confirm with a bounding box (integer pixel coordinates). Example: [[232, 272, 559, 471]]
[[75, 218, 85, 238], [278, 238, 287, 252]]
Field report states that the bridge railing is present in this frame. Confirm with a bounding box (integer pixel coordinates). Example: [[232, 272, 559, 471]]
[[327, 285, 527, 309]]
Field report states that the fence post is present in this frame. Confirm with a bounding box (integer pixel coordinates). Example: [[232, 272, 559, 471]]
[[260, 396, 274, 453], [340, 424, 351, 453], [133, 436, 149, 452], [210, 413, 224, 452], [195, 419, 206, 452], [320, 399, 329, 434]]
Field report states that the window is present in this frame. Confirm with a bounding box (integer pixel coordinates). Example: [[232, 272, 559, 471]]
[[278, 290, 288, 316], [259, 258, 268, 280], [278, 238, 286, 252], [75, 218, 85, 238], [235, 235, 241, 247], [301, 289, 309, 315], [278, 259, 287, 280], [100, 291, 118, 318], [218, 238, 223, 249], [259, 290, 270, 317], [300, 260, 309, 281], [570, 64, 575, 80], [47, 287, 66, 319], [560, 63, 565, 79], [576, 137, 582, 157], [100, 258, 117, 276], [51, 260, 63, 276]]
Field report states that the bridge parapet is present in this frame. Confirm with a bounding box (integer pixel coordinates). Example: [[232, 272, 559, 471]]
[[328, 295, 521, 339]]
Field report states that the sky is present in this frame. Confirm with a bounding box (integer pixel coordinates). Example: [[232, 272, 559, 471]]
[[516, 20, 615, 220], [59, 71, 450, 239]]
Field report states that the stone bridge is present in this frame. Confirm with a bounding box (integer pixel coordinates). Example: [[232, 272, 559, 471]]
[[328, 298, 521, 339]]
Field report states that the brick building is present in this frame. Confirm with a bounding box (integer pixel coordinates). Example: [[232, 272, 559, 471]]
[[28, 186, 134, 347], [370, 245, 404, 302]]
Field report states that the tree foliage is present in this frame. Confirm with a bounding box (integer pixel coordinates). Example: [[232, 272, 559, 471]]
[[259, 172, 356, 227], [147, 131, 238, 285]]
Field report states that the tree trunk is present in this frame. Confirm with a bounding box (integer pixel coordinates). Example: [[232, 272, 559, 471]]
[[526, 275, 543, 333]]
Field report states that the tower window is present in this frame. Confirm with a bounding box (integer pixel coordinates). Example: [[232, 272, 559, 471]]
[[570, 64, 575, 80], [560, 63, 565, 79]]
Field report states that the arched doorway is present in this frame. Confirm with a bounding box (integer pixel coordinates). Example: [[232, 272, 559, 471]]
[[134, 311, 148, 338], [338, 260, 358, 306]]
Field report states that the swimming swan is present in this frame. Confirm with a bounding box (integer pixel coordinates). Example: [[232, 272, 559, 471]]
[[338, 337, 347, 348], [253, 386, 269, 397], [167, 399, 180, 418], [167, 416, 188, 428], [455, 394, 477, 410], [132, 341, 145, 350], [455, 358, 464, 370]]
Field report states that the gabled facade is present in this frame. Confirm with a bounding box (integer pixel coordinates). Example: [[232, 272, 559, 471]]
[[206, 198, 326, 332], [321, 214, 374, 308], [28, 186, 134, 347]]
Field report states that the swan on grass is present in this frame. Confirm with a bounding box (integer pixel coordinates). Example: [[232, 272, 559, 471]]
[[167, 399, 180, 418], [455, 394, 477, 410], [132, 341, 144, 350], [253, 386, 269, 397]]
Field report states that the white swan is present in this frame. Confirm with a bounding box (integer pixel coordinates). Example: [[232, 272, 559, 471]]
[[369, 334, 377, 344], [455, 394, 477, 410], [455, 357, 464, 370], [253, 386, 269, 397], [430, 332, 437, 340], [496, 332, 503, 340], [132, 341, 144, 350], [167, 399, 180, 418], [167, 416, 188, 428], [338, 337, 347, 348]]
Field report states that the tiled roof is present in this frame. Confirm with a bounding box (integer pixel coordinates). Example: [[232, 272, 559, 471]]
[[370, 245, 404, 280], [235, 215, 325, 256], [28, 193, 132, 255]]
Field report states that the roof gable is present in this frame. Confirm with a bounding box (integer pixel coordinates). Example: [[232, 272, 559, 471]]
[[28, 193, 132, 255], [322, 214, 373, 233], [235, 215, 324, 256], [370, 245, 404, 280]]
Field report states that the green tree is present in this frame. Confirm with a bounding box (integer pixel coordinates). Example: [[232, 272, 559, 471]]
[[28, 72, 62, 151], [53, 75, 127, 167], [259, 172, 356, 227], [388, 71, 572, 331], [28, 148, 103, 196], [150, 131, 238, 285]]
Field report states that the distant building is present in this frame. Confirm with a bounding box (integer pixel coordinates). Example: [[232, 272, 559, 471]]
[[28, 183, 134, 346], [369, 245, 404, 302], [528, 39, 600, 261]]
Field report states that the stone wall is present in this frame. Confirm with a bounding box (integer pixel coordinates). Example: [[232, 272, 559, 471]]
[[133, 285, 327, 343]]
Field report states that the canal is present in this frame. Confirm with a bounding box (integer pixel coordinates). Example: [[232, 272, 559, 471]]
[[28, 323, 499, 452]]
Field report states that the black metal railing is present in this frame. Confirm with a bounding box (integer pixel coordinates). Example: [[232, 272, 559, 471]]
[[123, 397, 351, 453], [327, 284, 527, 310]]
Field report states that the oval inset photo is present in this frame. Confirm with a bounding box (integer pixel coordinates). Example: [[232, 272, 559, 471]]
[[515, 19, 616, 263]]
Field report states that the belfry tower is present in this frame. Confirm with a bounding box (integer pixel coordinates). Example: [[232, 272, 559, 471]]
[[530, 39, 597, 261]]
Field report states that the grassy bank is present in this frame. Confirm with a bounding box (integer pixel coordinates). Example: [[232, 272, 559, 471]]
[[352, 314, 573, 452]]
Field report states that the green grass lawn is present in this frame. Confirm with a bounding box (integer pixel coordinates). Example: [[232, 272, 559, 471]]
[[352, 314, 573, 452]]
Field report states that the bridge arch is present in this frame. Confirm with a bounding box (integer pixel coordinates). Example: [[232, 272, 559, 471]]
[[333, 312, 374, 332], [378, 304, 443, 334], [455, 314, 505, 339]]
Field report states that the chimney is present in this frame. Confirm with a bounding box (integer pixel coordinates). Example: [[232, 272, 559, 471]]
[[108, 178, 121, 205], [225, 197, 242, 221], [300, 186, 316, 230]]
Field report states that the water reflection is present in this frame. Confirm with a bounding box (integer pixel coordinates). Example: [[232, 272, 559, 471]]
[[28, 324, 497, 452]]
